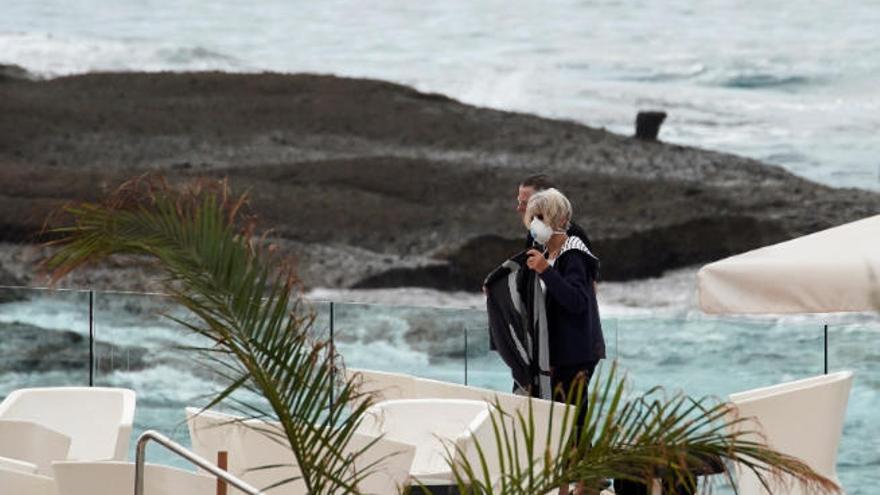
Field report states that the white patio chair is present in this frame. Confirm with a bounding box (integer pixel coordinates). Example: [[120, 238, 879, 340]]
[[728, 371, 854, 495], [347, 369, 574, 479], [347, 368, 572, 428], [345, 430, 416, 495], [185, 407, 415, 495], [52, 461, 213, 495], [0, 419, 71, 475], [0, 455, 40, 474], [0, 466, 56, 495], [346, 368, 421, 403], [0, 387, 135, 461], [186, 407, 302, 494], [355, 398, 495, 485]]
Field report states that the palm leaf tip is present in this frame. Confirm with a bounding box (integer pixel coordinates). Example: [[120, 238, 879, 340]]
[[449, 362, 841, 495]]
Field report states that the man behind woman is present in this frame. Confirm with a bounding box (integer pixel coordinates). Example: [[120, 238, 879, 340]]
[[517, 174, 593, 252]]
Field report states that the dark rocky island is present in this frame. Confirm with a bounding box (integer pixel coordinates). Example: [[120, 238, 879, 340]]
[[0, 321, 149, 374], [1, 70, 878, 291]]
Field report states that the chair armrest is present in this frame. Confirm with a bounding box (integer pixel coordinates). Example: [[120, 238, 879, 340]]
[[0, 419, 72, 474], [0, 455, 39, 474]]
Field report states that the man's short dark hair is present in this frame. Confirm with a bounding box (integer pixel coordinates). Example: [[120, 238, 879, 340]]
[[520, 174, 555, 191]]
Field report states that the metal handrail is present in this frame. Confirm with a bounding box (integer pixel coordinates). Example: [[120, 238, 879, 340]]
[[134, 430, 263, 495]]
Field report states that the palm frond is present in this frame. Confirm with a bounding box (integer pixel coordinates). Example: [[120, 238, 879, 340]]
[[42, 174, 378, 494], [449, 362, 840, 495]]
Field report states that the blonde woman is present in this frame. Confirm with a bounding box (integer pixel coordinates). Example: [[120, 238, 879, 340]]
[[524, 188, 605, 495], [528, 192, 604, 379]]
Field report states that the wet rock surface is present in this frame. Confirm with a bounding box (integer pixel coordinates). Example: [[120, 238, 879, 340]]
[[0, 266, 26, 303], [0, 64, 37, 83], [1, 71, 877, 291], [0, 321, 149, 373]]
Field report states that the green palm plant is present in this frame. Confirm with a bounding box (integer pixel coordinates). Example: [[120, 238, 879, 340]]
[[448, 363, 839, 494], [41, 174, 838, 495], [42, 175, 380, 494]]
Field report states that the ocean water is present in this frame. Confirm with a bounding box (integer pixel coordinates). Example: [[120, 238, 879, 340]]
[[1, 281, 878, 493], [2, 0, 880, 189]]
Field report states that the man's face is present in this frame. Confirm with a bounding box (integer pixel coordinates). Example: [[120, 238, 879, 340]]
[[517, 185, 535, 217]]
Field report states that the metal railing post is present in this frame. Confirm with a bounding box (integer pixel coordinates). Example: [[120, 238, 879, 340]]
[[329, 301, 335, 345], [89, 290, 95, 386], [329, 301, 335, 409], [134, 430, 262, 495], [824, 324, 829, 375], [464, 326, 468, 386]]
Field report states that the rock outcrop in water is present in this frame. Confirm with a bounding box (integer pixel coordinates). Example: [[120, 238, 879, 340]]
[[0, 266, 27, 303], [0, 321, 149, 373], [0, 64, 37, 83], [0, 71, 878, 291]]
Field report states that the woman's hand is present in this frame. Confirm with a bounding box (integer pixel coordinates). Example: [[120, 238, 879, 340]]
[[526, 249, 550, 274]]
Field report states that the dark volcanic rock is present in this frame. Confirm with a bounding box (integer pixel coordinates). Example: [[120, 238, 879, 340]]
[[354, 264, 472, 291], [0, 72, 878, 291], [592, 215, 789, 280], [0, 265, 26, 303], [0, 64, 37, 83], [0, 321, 149, 373], [356, 235, 524, 291], [403, 312, 490, 361], [351, 215, 786, 290]]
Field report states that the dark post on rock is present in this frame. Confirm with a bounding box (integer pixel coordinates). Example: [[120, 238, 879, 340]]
[[635, 110, 667, 141]]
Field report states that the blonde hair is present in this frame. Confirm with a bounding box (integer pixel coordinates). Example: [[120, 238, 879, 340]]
[[524, 188, 572, 230]]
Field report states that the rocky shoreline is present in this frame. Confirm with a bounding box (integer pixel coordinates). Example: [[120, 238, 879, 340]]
[[1, 69, 878, 292], [0, 320, 149, 374]]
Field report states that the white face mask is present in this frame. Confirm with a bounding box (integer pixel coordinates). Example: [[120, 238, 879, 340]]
[[529, 218, 554, 245]]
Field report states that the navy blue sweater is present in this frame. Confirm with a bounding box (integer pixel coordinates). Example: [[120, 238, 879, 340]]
[[538, 244, 606, 367]]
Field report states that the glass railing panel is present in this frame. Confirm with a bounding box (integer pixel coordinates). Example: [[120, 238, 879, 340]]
[[460, 308, 507, 391], [602, 317, 621, 363], [92, 290, 334, 468], [92, 290, 215, 468], [8, 284, 869, 492], [612, 314, 826, 397], [307, 299, 332, 342], [0, 287, 92, 396], [826, 312, 880, 494], [330, 301, 467, 384], [612, 313, 851, 493], [464, 312, 621, 394]]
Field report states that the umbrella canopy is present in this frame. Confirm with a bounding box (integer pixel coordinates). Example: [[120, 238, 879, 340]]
[[698, 215, 880, 314]]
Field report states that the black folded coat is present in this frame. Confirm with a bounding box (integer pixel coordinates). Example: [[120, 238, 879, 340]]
[[484, 237, 605, 399]]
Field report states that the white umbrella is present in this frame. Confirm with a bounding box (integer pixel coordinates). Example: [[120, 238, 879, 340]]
[[698, 214, 880, 314]]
